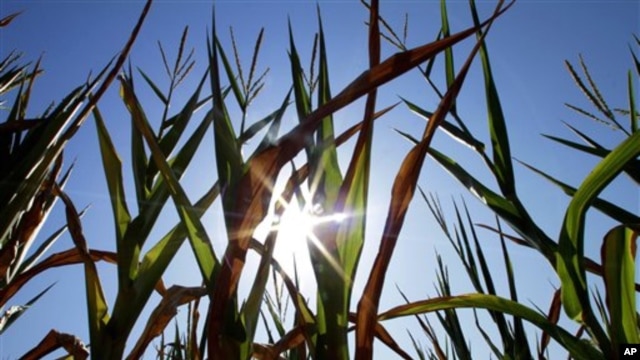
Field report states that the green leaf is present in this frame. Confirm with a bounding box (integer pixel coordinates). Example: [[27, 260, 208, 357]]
[[470, 0, 515, 198], [288, 19, 313, 161], [240, 231, 277, 359], [379, 294, 602, 360], [136, 181, 220, 308], [556, 130, 640, 351], [518, 160, 639, 224], [208, 21, 243, 215], [601, 225, 639, 349], [123, 77, 219, 289], [628, 70, 637, 133], [440, 0, 456, 114], [137, 68, 168, 105], [215, 36, 246, 112], [543, 129, 640, 184], [93, 105, 132, 260], [56, 187, 110, 355], [248, 89, 291, 155], [401, 97, 485, 151], [147, 72, 209, 189]]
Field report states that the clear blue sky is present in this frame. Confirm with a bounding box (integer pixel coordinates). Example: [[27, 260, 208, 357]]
[[0, 0, 638, 358]]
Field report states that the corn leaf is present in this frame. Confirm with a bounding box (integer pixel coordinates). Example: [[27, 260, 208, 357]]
[[628, 70, 637, 133], [123, 77, 219, 289], [136, 181, 219, 305], [93, 106, 132, 281], [137, 68, 168, 105], [402, 97, 485, 151], [55, 186, 110, 355], [379, 294, 602, 360], [600, 225, 639, 351], [556, 130, 640, 353], [518, 159, 639, 224], [470, 0, 515, 198]]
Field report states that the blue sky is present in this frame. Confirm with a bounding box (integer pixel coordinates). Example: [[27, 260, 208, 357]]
[[1, 0, 638, 358]]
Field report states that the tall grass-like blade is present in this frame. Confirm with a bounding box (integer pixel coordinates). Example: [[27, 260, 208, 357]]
[[263, 293, 286, 338], [556, 130, 640, 354], [249, 238, 318, 350], [402, 97, 485, 151], [355, 3, 508, 356], [287, 19, 313, 162], [314, 5, 343, 208], [470, 0, 515, 198], [628, 70, 637, 133], [440, 0, 456, 114], [215, 36, 246, 112], [55, 186, 109, 356], [0, 282, 54, 334], [461, 204, 515, 350], [600, 225, 639, 354], [317, 2, 377, 358], [240, 230, 277, 359], [497, 219, 532, 358], [379, 294, 602, 360], [93, 106, 133, 283], [542, 132, 640, 184], [136, 181, 219, 310], [206, 11, 250, 359], [0, 0, 150, 249], [518, 160, 639, 224], [130, 97, 149, 209], [252, 89, 291, 155], [125, 77, 218, 287], [208, 17, 243, 214], [138, 68, 168, 105], [433, 257, 472, 360], [0, 85, 84, 245], [138, 108, 214, 245], [631, 44, 640, 78]]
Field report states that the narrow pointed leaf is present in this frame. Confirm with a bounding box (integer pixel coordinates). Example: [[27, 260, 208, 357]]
[[123, 78, 219, 288], [556, 130, 640, 353], [138, 68, 169, 105], [470, 0, 515, 198], [379, 294, 602, 360], [601, 225, 639, 350]]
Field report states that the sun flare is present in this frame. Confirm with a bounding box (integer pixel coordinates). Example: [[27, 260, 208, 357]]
[[266, 190, 349, 267]]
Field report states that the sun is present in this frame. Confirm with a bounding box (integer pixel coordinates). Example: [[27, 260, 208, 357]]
[[266, 189, 348, 269]]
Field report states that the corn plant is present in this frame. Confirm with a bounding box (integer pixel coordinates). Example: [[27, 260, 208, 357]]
[[0, 4, 150, 356], [72, 0, 514, 359], [385, 1, 638, 358]]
